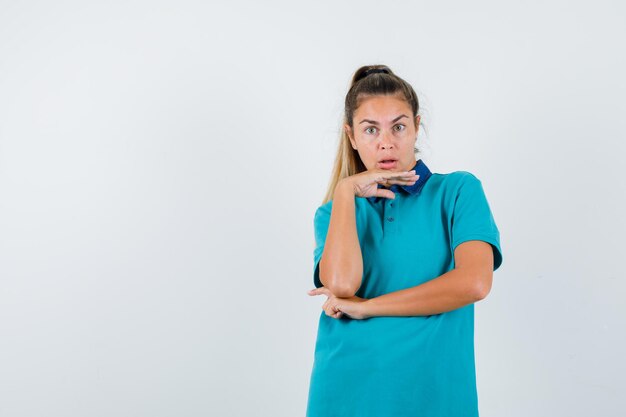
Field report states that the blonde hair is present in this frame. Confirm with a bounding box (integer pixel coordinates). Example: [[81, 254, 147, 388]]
[[321, 64, 425, 205]]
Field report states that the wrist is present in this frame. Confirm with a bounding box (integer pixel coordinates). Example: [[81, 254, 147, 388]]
[[335, 178, 356, 198], [361, 298, 375, 319]]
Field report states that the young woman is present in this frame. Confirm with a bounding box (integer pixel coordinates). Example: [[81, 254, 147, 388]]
[[306, 65, 503, 417]]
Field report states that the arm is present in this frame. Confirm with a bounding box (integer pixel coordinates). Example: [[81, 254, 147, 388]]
[[318, 180, 363, 298], [362, 240, 494, 317]]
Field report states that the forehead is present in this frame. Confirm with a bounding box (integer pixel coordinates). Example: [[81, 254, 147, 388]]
[[354, 94, 412, 121]]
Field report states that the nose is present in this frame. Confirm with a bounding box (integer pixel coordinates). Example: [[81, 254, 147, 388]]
[[379, 131, 394, 149]]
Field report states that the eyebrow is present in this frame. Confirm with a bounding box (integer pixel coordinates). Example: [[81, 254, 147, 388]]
[[359, 114, 409, 125]]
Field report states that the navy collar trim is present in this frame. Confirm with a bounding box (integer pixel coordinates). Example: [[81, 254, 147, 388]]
[[366, 159, 433, 203]]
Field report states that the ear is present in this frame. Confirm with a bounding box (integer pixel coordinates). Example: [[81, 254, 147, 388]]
[[345, 124, 357, 150], [414, 114, 421, 131]]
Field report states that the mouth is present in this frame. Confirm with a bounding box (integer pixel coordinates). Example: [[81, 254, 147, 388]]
[[377, 159, 398, 169]]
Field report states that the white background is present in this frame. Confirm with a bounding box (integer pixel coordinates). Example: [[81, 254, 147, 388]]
[[1, 1, 624, 416]]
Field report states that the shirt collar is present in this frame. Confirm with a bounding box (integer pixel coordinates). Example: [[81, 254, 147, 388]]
[[366, 158, 433, 203]]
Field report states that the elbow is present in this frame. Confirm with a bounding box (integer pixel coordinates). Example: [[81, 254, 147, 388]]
[[319, 259, 362, 297], [473, 275, 492, 301], [327, 267, 362, 297], [473, 285, 489, 301], [319, 272, 360, 298], [328, 281, 360, 298], [320, 270, 360, 297]]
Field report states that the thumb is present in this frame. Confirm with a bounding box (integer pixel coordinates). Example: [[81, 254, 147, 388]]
[[308, 287, 330, 296], [377, 189, 396, 200]]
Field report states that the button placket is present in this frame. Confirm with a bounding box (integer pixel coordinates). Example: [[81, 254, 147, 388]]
[[384, 192, 398, 233]]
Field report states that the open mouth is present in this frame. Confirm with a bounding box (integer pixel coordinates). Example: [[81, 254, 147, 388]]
[[378, 159, 398, 169]]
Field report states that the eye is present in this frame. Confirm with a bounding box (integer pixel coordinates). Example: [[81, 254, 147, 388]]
[[365, 126, 377, 134], [394, 124, 406, 132]]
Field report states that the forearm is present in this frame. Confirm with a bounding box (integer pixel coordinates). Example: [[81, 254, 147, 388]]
[[363, 268, 483, 318], [319, 180, 363, 297]]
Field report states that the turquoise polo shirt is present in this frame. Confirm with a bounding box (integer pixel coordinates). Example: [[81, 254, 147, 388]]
[[306, 159, 503, 417]]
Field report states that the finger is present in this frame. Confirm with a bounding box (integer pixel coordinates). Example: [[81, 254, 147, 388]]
[[333, 305, 341, 316], [388, 174, 419, 181], [383, 170, 418, 178], [387, 177, 418, 185], [377, 189, 396, 200], [377, 176, 419, 189], [310, 287, 330, 296], [375, 174, 418, 185]]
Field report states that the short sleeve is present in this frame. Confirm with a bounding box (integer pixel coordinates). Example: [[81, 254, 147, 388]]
[[451, 173, 503, 271], [312, 203, 332, 288]]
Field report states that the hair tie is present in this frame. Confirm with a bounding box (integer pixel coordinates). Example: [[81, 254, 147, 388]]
[[364, 68, 389, 77]]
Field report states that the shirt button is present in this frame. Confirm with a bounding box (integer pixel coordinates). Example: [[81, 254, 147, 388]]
[[390, 203, 394, 207], [387, 217, 394, 222]]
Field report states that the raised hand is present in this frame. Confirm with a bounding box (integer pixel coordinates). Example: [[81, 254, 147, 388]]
[[342, 169, 419, 200]]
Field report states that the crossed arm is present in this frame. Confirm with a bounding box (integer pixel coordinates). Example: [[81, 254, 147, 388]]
[[316, 180, 495, 318], [361, 240, 494, 317]]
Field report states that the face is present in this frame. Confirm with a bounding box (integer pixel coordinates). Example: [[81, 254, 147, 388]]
[[345, 94, 420, 173]]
